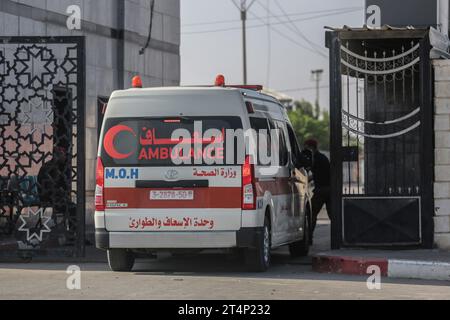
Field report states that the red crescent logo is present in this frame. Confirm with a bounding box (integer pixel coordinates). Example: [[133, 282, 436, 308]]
[[103, 125, 136, 159]]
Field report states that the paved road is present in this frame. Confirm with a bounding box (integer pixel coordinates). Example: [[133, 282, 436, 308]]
[[1, 224, 450, 300], [1, 254, 449, 300]]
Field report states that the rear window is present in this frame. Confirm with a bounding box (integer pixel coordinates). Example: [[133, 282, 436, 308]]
[[100, 117, 243, 167]]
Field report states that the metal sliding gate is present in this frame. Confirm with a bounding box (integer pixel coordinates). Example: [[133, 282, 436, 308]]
[[326, 29, 434, 248], [0, 37, 85, 258]]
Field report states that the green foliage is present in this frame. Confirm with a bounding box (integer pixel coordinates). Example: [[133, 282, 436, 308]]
[[288, 100, 330, 151]]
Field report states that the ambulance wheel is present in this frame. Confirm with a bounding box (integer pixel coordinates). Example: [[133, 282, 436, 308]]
[[107, 249, 135, 272], [245, 216, 271, 272], [289, 212, 311, 258]]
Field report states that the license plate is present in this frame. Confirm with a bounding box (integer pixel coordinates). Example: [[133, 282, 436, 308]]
[[150, 190, 194, 201]]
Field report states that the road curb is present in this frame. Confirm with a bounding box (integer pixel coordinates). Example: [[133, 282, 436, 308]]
[[312, 254, 450, 281]]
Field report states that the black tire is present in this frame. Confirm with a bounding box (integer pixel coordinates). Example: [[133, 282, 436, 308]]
[[245, 216, 271, 272], [289, 212, 311, 258], [107, 249, 135, 272]]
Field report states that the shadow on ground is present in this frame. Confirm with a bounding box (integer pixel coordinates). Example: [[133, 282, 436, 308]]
[[1, 221, 449, 286]]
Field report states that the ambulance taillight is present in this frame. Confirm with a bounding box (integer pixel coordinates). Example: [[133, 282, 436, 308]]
[[242, 155, 256, 210], [95, 157, 105, 211]]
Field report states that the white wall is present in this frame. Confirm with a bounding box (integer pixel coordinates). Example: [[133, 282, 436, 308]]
[[434, 59, 450, 249]]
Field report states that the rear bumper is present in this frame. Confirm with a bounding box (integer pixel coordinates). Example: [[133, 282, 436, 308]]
[[96, 228, 263, 250]]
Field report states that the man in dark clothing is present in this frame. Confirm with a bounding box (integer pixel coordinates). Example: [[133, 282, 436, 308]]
[[38, 147, 77, 236], [38, 147, 69, 204], [304, 139, 331, 237]]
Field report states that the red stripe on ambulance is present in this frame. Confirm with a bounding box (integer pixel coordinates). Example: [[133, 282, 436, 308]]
[[104, 187, 242, 209]]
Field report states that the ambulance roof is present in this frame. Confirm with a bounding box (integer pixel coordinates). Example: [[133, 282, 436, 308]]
[[110, 86, 282, 105]]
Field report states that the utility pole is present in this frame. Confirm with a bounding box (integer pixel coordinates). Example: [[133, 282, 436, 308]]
[[233, 0, 257, 84], [311, 69, 324, 119]]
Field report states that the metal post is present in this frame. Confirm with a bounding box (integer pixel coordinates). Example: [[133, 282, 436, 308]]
[[233, 0, 256, 84], [241, 8, 247, 84], [77, 36, 86, 257], [419, 34, 435, 249], [326, 32, 343, 250], [117, 0, 125, 89]]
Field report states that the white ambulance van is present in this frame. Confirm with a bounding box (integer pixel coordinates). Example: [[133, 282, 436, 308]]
[[95, 76, 312, 272]]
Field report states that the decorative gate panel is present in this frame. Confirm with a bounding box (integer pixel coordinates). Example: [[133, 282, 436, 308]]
[[327, 30, 434, 248], [0, 37, 85, 258]]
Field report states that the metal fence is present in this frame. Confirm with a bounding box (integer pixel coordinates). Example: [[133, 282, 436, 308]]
[[0, 37, 85, 258], [327, 29, 434, 248]]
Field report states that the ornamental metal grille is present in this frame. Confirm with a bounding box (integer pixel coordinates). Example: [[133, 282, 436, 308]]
[[327, 31, 434, 248], [341, 40, 422, 197], [0, 37, 85, 258]]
